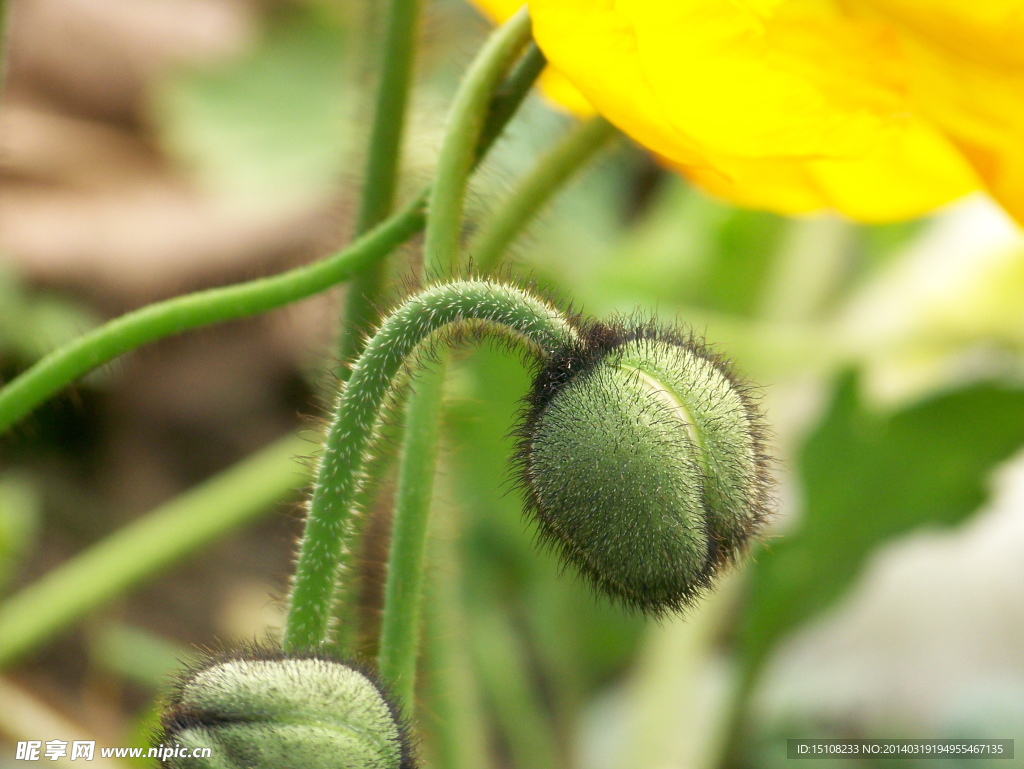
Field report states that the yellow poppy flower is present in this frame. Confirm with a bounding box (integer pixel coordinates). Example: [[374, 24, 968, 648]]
[[465, 0, 1024, 222]]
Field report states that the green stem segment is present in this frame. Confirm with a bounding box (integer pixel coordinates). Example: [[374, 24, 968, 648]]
[[377, 7, 534, 711], [424, 522, 491, 769], [330, 0, 421, 656], [337, 0, 421, 367], [478, 42, 546, 159], [375, 364, 446, 708], [0, 198, 425, 436], [0, 435, 310, 668], [379, 360, 448, 704], [425, 6, 532, 271], [354, 0, 419, 236], [283, 281, 576, 652], [470, 116, 617, 272]]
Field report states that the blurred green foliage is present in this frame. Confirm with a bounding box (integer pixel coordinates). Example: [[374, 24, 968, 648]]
[[0, 264, 98, 366], [742, 376, 1024, 676], [154, 7, 352, 203]]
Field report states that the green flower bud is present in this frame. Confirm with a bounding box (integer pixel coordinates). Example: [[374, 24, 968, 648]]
[[157, 647, 416, 769], [515, 321, 772, 615]]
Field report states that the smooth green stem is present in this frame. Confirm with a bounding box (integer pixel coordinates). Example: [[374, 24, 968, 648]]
[[376, 362, 446, 706], [424, 515, 492, 769], [714, 659, 761, 769], [471, 116, 617, 272], [615, 586, 738, 769], [375, 8, 535, 716], [381, 357, 448, 716], [0, 197, 426, 437], [331, 0, 420, 655], [425, 6, 532, 272], [0, 434, 310, 668], [336, 259, 389, 370], [355, 0, 419, 236], [337, 0, 421, 367], [376, 366, 448, 684], [337, 263, 389, 378], [283, 281, 576, 652], [339, 26, 544, 670]]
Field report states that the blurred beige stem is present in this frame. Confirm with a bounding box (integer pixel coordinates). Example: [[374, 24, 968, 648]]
[[471, 607, 562, 769], [759, 215, 854, 323], [612, 572, 742, 769]]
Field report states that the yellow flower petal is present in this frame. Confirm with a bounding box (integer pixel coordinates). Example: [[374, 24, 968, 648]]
[[469, 0, 524, 18], [852, 0, 1024, 69], [851, 0, 1024, 219], [529, 0, 909, 161], [677, 119, 978, 222], [465, 0, 998, 220], [916, 57, 1024, 221]]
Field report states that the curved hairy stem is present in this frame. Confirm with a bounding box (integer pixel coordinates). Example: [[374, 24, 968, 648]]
[[471, 116, 618, 272], [425, 5, 532, 272], [0, 197, 425, 436], [283, 280, 577, 652]]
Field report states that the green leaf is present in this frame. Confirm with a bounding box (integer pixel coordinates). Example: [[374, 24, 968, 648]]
[[740, 375, 1024, 675]]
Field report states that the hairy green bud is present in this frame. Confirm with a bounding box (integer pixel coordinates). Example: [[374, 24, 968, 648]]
[[157, 647, 415, 769], [515, 321, 771, 615]]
